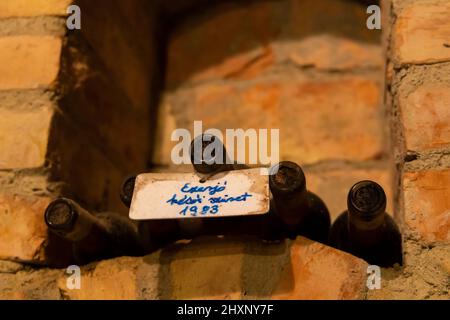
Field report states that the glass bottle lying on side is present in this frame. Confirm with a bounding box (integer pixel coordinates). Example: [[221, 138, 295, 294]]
[[45, 198, 144, 265], [328, 180, 403, 267], [121, 175, 181, 251]]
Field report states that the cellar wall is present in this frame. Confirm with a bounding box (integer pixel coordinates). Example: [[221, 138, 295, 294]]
[[0, 0, 448, 300], [0, 0, 158, 265]]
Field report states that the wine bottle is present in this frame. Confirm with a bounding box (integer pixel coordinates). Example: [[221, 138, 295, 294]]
[[190, 133, 231, 175], [268, 161, 331, 244], [120, 176, 180, 250], [328, 180, 403, 267], [45, 198, 144, 264], [180, 134, 232, 238], [188, 134, 266, 238]]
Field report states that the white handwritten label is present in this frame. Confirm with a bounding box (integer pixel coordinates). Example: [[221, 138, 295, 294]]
[[129, 168, 269, 220]]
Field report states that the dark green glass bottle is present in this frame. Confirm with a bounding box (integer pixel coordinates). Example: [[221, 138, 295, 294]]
[[187, 133, 249, 238], [120, 176, 181, 251], [329, 180, 403, 267], [45, 198, 143, 264], [268, 161, 331, 244]]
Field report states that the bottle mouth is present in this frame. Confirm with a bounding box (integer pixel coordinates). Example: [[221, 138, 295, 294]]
[[269, 161, 306, 194], [348, 180, 386, 219], [190, 134, 227, 174], [45, 198, 77, 230]]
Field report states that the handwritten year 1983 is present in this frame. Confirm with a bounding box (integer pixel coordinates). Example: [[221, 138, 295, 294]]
[[165, 181, 253, 217]]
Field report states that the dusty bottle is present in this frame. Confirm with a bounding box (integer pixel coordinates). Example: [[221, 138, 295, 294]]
[[120, 176, 181, 251], [187, 134, 268, 238], [120, 134, 234, 243], [45, 198, 144, 264], [181, 134, 233, 238], [328, 180, 403, 267], [268, 161, 331, 243], [190, 133, 232, 175]]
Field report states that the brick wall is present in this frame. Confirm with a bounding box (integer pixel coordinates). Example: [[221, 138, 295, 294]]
[[368, 0, 450, 299], [0, 0, 70, 265], [154, 0, 391, 222], [0, 0, 158, 265], [0, 0, 449, 300], [385, 0, 450, 245], [387, 1, 450, 244]]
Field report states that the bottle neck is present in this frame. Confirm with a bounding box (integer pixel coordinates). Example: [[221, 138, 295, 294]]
[[269, 161, 308, 227], [345, 180, 388, 247], [70, 211, 109, 243], [47, 200, 107, 242], [272, 188, 309, 226]]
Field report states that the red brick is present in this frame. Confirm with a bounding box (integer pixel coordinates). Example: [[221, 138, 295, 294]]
[[57, 256, 160, 300], [165, 237, 368, 299], [166, 1, 280, 88], [399, 84, 450, 152], [168, 238, 244, 299], [286, 36, 383, 70], [403, 169, 450, 244], [0, 36, 62, 90], [0, 105, 54, 169], [0, 0, 72, 18], [0, 193, 51, 262], [166, 0, 381, 88], [157, 75, 383, 166], [393, 2, 450, 64], [271, 237, 368, 299], [0, 268, 62, 300], [279, 77, 383, 164]]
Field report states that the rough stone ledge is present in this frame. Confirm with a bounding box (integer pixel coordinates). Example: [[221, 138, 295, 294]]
[[0, 236, 369, 300]]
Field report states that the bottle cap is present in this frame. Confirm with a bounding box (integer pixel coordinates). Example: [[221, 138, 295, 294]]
[[45, 198, 77, 230], [269, 161, 306, 194], [348, 180, 386, 220], [190, 134, 227, 174]]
